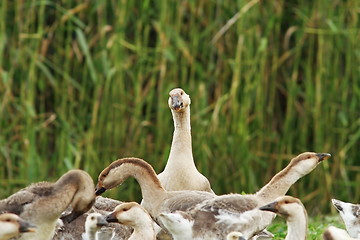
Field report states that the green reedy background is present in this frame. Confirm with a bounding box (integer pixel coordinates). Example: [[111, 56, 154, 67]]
[[0, 0, 359, 217]]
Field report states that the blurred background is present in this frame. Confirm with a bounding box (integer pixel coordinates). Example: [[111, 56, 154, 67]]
[[0, 0, 359, 215]]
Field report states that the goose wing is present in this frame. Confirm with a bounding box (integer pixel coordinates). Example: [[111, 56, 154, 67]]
[[0, 182, 53, 215], [162, 191, 214, 213], [198, 194, 259, 214]]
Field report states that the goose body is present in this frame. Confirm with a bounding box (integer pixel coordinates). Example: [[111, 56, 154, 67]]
[[331, 199, 360, 238], [158, 88, 214, 193], [0, 170, 95, 240], [323, 226, 356, 240], [0, 213, 36, 240], [81, 213, 108, 240], [106, 202, 157, 240], [259, 196, 308, 240], [158, 152, 330, 239], [95, 157, 215, 224]]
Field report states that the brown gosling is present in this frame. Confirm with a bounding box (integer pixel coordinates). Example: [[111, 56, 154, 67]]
[[0, 170, 95, 240]]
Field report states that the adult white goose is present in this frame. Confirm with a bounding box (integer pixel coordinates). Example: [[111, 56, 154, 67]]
[[82, 213, 108, 240], [0, 213, 36, 240], [0, 169, 96, 240], [331, 199, 360, 238], [157, 152, 330, 239], [95, 153, 330, 239], [323, 226, 356, 240], [158, 88, 214, 193], [106, 202, 157, 240], [259, 196, 307, 240]]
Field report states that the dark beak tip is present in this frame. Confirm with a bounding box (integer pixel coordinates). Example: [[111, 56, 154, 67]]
[[95, 187, 106, 195], [97, 222, 108, 227], [316, 153, 331, 161], [259, 202, 278, 213], [105, 215, 118, 223], [20, 223, 36, 233]]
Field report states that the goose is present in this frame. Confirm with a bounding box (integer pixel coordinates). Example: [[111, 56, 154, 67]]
[[157, 152, 330, 239], [106, 202, 157, 240], [157, 88, 214, 193], [0, 213, 36, 240], [331, 199, 360, 238], [0, 169, 96, 240], [227, 232, 246, 240], [95, 157, 215, 222], [53, 196, 132, 240], [259, 196, 307, 240], [323, 226, 356, 240], [81, 213, 108, 240]]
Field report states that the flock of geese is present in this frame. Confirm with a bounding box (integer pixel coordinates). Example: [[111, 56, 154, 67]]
[[0, 88, 358, 240]]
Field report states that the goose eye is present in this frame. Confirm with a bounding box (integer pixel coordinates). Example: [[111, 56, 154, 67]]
[[181, 92, 183, 95], [91, 217, 95, 220], [5, 218, 11, 222], [123, 208, 129, 212]]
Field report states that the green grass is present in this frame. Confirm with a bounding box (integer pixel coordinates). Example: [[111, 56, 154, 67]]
[[0, 0, 359, 218], [269, 215, 345, 239]]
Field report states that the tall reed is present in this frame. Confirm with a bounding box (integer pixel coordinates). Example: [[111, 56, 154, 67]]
[[0, 0, 359, 213]]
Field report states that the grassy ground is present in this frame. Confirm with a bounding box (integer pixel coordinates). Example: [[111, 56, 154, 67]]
[[269, 215, 344, 239]]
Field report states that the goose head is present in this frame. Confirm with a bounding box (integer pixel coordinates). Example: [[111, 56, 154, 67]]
[[85, 213, 108, 232], [105, 202, 150, 226], [331, 199, 360, 238], [259, 195, 307, 223], [227, 231, 246, 240], [59, 170, 96, 223], [286, 152, 331, 176], [0, 213, 36, 239], [168, 88, 191, 112], [95, 157, 161, 195]]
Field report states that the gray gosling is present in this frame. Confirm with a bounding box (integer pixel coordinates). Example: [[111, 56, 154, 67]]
[[106, 202, 157, 240], [331, 199, 360, 238], [260, 196, 307, 240], [0, 213, 36, 240], [158, 88, 214, 193], [82, 213, 108, 240], [0, 169, 95, 240]]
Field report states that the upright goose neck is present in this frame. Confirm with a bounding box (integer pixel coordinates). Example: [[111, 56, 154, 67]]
[[167, 107, 195, 168], [256, 164, 301, 202], [286, 212, 307, 240], [131, 219, 155, 240], [85, 229, 97, 240], [171, 106, 191, 131]]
